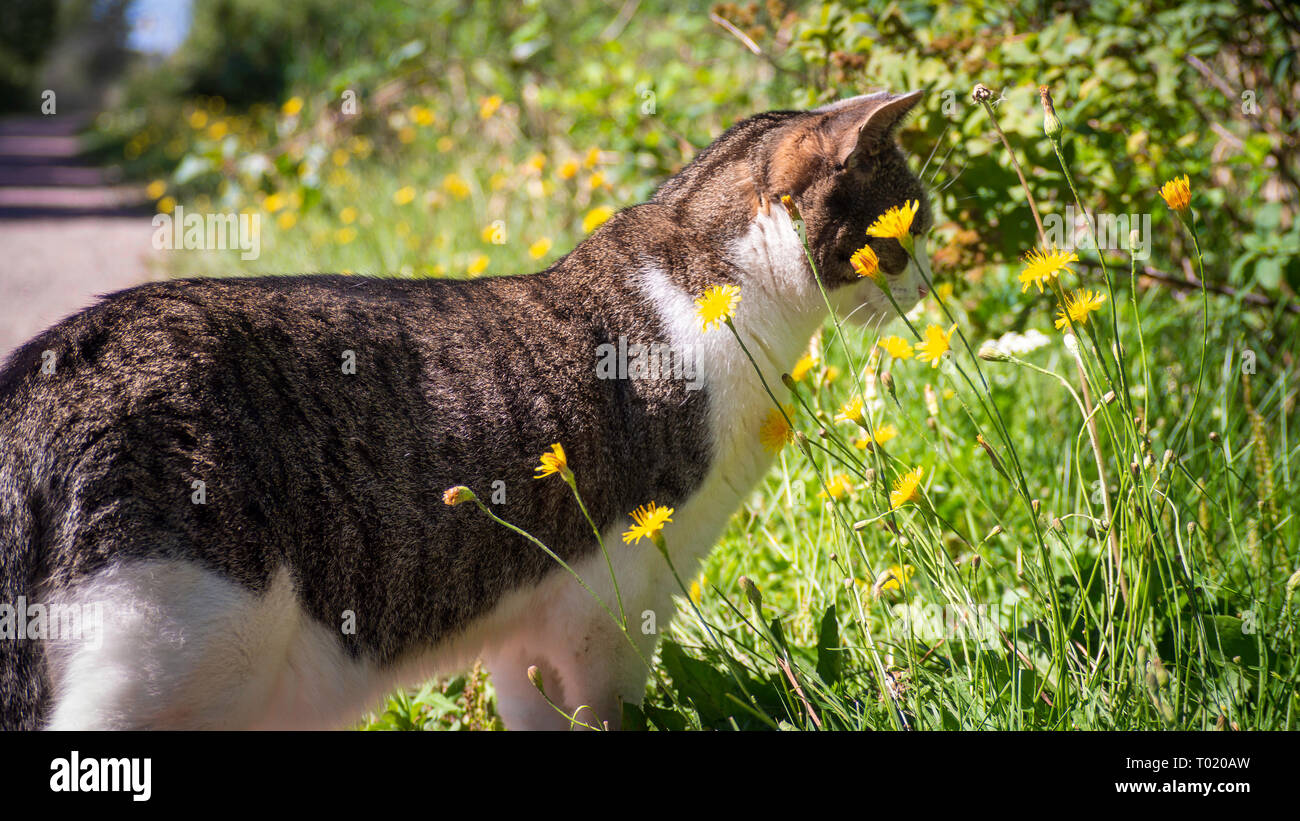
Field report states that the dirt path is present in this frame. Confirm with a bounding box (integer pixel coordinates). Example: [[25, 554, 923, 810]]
[[0, 113, 160, 360]]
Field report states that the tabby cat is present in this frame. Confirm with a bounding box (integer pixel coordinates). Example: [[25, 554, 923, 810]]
[[0, 91, 931, 729]]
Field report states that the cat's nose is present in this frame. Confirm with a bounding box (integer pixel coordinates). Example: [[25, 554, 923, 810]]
[[917, 285, 929, 299]]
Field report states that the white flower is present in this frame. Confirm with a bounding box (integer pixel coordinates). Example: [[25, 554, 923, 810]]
[[981, 329, 1051, 360]]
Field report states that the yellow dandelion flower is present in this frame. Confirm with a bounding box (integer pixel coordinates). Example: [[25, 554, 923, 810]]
[[281, 97, 303, 117], [588, 172, 605, 190], [854, 423, 898, 450], [479, 95, 503, 120], [1158, 175, 1191, 212], [866, 199, 919, 241], [145, 179, 166, 200], [819, 474, 853, 500], [889, 466, 924, 509], [188, 110, 208, 129], [874, 563, 915, 594], [393, 186, 415, 206], [276, 211, 297, 231], [695, 284, 741, 332], [622, 501, 674, 545], [835, 396, 864, 424], [873, 423, 899, 445], [156, 196, 175, 215], [878, 335, 913, 360], [348, 136, 372, 158], [689, 579, 702, 603], [1019, 247, 1077, 293], [335, 226, 357, 244], [442, 173, 471, 200], [528, 237, 552, 259], [339, 206, 358, 224], [935, 282, 954, 302], [851, 243, 881, 281], [791, 353, 816, 382], [584, 147, 602, 168], [206, 120, 228, 140], [467, 253, 490, 277], [914, 323, 956, 368], [759, 406, 795, 453], [1054, 288, 1107, 331], [582, 205, 613, 233], [411, 105, 435, 127], [558, 159, 579, 180], [534, 443, 569, 479], [263, 192, 286, 213], [331, 149, 349, 167]]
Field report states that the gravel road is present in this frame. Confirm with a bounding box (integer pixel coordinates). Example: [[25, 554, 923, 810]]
[[0, 113, 160, 360]]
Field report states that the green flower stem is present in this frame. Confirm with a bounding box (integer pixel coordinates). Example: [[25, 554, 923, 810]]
[[562, 475, 627, 629]]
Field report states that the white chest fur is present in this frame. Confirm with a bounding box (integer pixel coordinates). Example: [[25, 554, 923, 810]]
[[635, 206, 826, 561]]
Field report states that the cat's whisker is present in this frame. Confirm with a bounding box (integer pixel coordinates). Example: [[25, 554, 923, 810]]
[[928, 137, 961, 186], [938, 161, 970, 194], [918, 123, 952, 181]]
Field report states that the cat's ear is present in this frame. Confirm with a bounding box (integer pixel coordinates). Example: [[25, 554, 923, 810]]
[[818, 90, 924, 167]]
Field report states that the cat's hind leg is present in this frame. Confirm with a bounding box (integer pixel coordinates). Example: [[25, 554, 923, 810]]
[[41, 558, 369, 730]]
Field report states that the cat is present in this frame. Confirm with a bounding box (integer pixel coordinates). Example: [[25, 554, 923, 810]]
[[0, 90, 931, 730]]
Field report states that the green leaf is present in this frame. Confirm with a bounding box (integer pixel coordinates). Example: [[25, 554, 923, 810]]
[[659, 641, 735, 726], [642, 704, 687, 732], [1206, 615, 1262, 669], [815, 604, 842, 686], [621, 702, 648, 732]]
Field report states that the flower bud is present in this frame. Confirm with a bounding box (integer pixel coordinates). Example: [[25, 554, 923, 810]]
[[976, 434, 1010, 481], [442, 485, 476, 506], [1062, 333, 1080, 359], [1038, 85, 1063, 141], [978, 342, 1010, 362], [739, 575, 763, 612]]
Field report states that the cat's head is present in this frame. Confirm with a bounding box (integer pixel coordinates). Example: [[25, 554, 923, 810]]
[[654, 91, 932, 325]]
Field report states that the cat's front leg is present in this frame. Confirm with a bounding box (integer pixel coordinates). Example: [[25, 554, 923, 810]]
[[483, 551, 671, 730]]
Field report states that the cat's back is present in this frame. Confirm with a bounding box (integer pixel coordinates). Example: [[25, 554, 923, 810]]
[[0, 268, 702, 657], [0, 275, 520, 589]]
